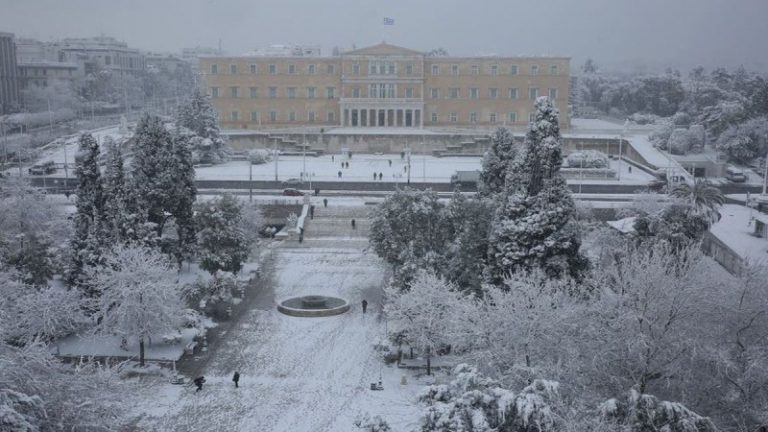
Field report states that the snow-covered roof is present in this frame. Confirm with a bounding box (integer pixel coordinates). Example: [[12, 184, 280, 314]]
[[710, 204, 768, 261], [606, 217, 637, 234]]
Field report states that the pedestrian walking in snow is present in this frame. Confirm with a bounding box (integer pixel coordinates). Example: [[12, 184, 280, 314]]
[[400, 151, 405, 159], [323, 198, 328, 208], [404, 166, 407, 173], [348, 151, 352, 158], [351, 219, 356, 229], [378, 172, 383, 180], [388, 159, 392, 167], [362, 299, 368, 314], [338, 170, 342, 178], [332, 155, 335, 162], [628, 166, 632, 173], [310, 205, 315, 219], [233, 371, 240, 388], [194, 376, 205, 392], [315, 188, 320, 196], [373, 172, 377, 180]]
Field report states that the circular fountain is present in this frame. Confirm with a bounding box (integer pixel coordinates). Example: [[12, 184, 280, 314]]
[[277, 295, 350, 317]]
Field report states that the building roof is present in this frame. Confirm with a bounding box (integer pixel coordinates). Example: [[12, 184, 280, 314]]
[[710, 204, 768, 261], [343, 42, 423, 56]]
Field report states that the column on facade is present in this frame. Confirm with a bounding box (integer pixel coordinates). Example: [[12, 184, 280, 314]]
[[418, 109, 423, 128], [384, 109, 388, 128]]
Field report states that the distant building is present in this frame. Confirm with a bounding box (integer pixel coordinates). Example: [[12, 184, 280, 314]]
[[17, 61, 84, 90], [15, 38, 59, 63], [0, 32, 20, 114], [57, 36, 144, 75], [244, 45, 322, 57], [145, 52, 188, 74], [200, 42, 570, 129]]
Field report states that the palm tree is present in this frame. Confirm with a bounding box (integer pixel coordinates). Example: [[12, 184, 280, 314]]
[[671, 179, 725, 223]]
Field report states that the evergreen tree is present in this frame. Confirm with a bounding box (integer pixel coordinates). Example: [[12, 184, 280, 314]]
[[169, 131, 197, 267], [130, 114, 176, 239], [195, 194, 250, 275], [485, 97, 587, 284], [479, 127, 518, 196], [67, 133, 105, 289], [176, 89, 229, 164], [101, 136, 131, 242], [442, 190, 493, 294]]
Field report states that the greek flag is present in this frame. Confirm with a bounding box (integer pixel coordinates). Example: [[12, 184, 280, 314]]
[[383, 17, 395, 25]]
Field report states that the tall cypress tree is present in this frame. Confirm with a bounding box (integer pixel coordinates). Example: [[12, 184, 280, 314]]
[[176, 89, 229, 164], [485, 97, 587, 284], [170, 130, 197, 267], [102, 136, 131, 242], [479, 127, 518, 197], [67, 133, 105, 290]]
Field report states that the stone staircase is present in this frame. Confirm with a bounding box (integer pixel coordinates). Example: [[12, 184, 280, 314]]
[[303, 205, 372, 238]]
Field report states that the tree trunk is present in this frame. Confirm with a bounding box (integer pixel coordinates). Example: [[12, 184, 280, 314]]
[[426, 347, 432, 376], [139, 337, 145, 366]]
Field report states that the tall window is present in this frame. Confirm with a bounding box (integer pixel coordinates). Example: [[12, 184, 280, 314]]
[[307, 87, 316, 99], [288, 64, 296, 74], [230, 111, 239, 121], [508, 112, 517, 123], [251, 111, 259, 122], [250, 64, 257, 74], [406, 64, 413, 75], [470, 88, 479, 99], [353, 63, 360, 75], [289, 111, 296, 122], [327, 111, 335, 122], [510, 64, 518, 75], [270, 111, 277, 122], [470, 112, 477, 123], [352, 87, 360, 98], [269, 87, 277, 98], [430, 88, 439, 99], [431, 112, 438, 123], [308, 111, 316, 122], [230, 86, 239, 98], [230, 64, 237, 74], [405, 87, 414, 98], [287, 87, 296, 99], [326, 87, 335, 99], [450, 112, 457, 123], [451, 64, 459, 76], [210, 87, 219, 98], [471, 64, 479, 75], [508, 88, 519, 99], [530, 65, 539, 75], [449, 88, 460, 99], [490, 113, 497, 123], [529, 87, 539, 99], [327, 64, 335, 74], [249, 87, 258, 98], [550, 65, 558, 75], [490, 64, 498, 75], [269, 64, 277, 75], [529, 112, 536, 122], [431, 64, 439, 75], [210, 64, 218, 74], [548, 88, 558, 100], [489, 88, 498, 99], [308, 64, 316, 74]]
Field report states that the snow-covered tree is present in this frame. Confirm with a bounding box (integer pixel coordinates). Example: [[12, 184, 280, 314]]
[[67, 132, 106, 290], [479, 127, 518, 196], [102, 136, 133, 242], [248, 149, 272, 165], [384, 271, 467, 375], [85, 244, 185, 366], [175, 89, 230, 164], [485, 97, 587, 284], [441, 191, 493, 293], [3, 282, 87, 346], [168, 130, 198, 267], [418, 363, 561, 431], [195, 194, 250, 275], [599, 389, 718, 432], [670, 179, 724, 223], [715, 116, 768, 163]]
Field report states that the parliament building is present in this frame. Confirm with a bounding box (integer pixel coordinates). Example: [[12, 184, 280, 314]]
[[200, 43, 570, 130]]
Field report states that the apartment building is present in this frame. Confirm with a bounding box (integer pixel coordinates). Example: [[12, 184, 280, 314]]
[[0, 32, 20, 114], [201, 43, 570, 129]]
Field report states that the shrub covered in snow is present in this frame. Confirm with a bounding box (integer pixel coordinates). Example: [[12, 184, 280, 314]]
[[566, 150, 608, 168], [353, 413, 391, 431], [599, 389, 718, 432], [628, 113, 660, 125], [418, 364, 561, 431], [248, 149, 272, 165]]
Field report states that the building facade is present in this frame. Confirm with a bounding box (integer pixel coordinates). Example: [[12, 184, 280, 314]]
[[0, 32, 20, 114], [57, 36, 144, 76], [17, 61, 84, 90], [201, 43, 570, 130]]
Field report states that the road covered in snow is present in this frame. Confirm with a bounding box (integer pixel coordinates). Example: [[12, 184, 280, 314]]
[[133, 212, 422, 431]]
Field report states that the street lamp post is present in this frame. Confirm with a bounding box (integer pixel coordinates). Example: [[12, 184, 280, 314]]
[[249, 160, 253, 203]]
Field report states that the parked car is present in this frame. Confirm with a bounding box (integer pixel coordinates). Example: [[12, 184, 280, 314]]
[[282, 188, 305, 196], [725, 166, 747, 183], [450, 170, 480, 187], [28, 161, 57, 175], [282, 178, 304, 186]]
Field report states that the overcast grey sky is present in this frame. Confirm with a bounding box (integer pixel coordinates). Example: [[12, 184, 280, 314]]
[[1, 0, 767, 72]]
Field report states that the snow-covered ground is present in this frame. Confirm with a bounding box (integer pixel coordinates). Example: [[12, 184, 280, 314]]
[[133, 218, 426, 431]]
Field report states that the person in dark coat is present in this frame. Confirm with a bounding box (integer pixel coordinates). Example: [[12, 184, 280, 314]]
[[338, 170, 342, 178], [388, 160, 392, 167], [309, 205, 315, 219], [362, 299, 368, 314], [373, 172, 377, 180], [332, 155, 335, 162], [323, 198, 328, 207], [194, 376, 205, 392], [233, 371, 240, 388], [378, 172, 383, 180], [351, 219, 356, 229]]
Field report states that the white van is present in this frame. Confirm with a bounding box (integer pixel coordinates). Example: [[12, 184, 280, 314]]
[[725, 166, 747, 183]]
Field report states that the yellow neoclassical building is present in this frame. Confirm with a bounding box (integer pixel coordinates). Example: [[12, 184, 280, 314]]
[[200, 43, 570, 130]]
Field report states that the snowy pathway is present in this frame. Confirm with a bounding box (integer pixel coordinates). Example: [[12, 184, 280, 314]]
[[135, 207, 421, 431]]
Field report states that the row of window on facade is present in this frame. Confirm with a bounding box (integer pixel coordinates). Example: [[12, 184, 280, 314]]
[[222, 110, 535, 124], [209, 62, 559, 76], [209, 86, 558, 100]]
